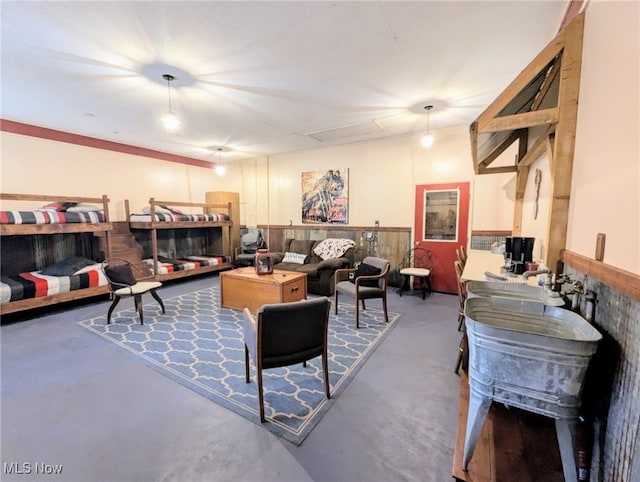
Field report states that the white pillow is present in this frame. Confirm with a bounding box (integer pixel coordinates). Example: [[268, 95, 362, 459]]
[[142, 205, 173, 214], [313, 238, 356, 260], [282, 252, 307, 264], [67, 203, 103, 212]]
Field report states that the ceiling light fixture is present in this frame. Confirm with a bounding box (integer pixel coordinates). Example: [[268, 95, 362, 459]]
[[161, 74, 180, 132], [420, 105, 435, 148], [214, 148, 226, 176]]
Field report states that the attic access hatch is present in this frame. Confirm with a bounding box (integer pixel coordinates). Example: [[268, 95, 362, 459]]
[[469, 12, 584, 272]]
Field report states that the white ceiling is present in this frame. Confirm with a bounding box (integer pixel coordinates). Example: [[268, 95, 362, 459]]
[[1, 1, 568, 163]]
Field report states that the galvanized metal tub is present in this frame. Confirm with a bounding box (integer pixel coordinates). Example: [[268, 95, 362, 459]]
[[466, 280, 565, 306], [462, 297, 602, 481]]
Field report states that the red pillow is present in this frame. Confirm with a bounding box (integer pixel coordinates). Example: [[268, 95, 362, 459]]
[[39, 202, 76, 212]]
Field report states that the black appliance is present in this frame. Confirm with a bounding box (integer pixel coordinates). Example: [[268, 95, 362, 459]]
[[504, 236, 535, 274]]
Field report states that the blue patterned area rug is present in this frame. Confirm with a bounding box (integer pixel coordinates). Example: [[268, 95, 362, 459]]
[[78, 286, 400, 445]]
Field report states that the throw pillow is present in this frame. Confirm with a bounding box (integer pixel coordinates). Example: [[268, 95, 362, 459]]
[[66, 203, 103, 212], [313, 238, 356, 260], [73, 263, 103, 275], [159, 204, 183, 214], [142, 205, 173, 215], [36, 202, 77, 212], [350, 262, 381, 287], [282, 252, 307, 264], [41, 256, 96, 276], [104, 264, 137, 286]]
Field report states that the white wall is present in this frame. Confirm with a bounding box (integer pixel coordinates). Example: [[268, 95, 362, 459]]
[[0, 132, 242, 220], [237, 125, 515, 239], [567, 1, 640, 273]]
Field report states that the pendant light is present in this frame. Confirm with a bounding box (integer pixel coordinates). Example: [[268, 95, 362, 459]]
[[161, 74, 180, 132], [420, 105, 434, 148], [214, 148, 226, 176]]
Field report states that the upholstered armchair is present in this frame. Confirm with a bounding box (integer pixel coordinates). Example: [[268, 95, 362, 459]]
[[242, 297, 331, 423], [334, 256, 390, 329]]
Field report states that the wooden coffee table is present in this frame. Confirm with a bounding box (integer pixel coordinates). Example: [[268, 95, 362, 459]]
[[220, 268, 308, 312]]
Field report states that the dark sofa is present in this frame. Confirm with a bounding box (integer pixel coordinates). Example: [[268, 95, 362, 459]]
[[271, 239, 355, 296]]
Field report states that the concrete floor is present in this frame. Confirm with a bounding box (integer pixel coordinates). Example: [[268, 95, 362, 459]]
[[1, 275, 461, 482]]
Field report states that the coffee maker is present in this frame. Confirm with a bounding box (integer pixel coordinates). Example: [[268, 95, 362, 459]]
[[504, 237, 535, 275]]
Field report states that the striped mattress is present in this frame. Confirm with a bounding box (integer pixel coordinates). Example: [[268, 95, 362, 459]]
[[0, 210, 105, 224], [144, 255, 231, 275], [0, 269, 108, 304]]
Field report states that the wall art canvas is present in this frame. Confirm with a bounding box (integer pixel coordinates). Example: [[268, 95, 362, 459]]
[[301, 169, 348, 224]]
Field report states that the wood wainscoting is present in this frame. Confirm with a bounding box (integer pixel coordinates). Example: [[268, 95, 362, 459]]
[[256, 224, 411, 269]]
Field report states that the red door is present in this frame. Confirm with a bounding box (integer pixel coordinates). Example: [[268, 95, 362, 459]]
[[414, 183, 469, 294]]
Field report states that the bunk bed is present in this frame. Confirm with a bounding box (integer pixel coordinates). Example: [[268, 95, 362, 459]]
[[125, 198, 233, 281], [0, 193, 112, 315]]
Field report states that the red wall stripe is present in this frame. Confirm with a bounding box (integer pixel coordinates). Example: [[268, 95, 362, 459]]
[[0, 119, 214, 169]]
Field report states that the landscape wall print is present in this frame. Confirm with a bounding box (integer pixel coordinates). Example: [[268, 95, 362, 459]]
[[301, 169, 348, 224]]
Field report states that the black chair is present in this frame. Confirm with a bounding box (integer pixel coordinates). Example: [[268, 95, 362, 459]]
[[334, 256, 390, 329], [398, 248, 432, 299], [103, 259, 165, 325], [242, 297, 331, 423]]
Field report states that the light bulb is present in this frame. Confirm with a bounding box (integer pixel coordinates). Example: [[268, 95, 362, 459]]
[[215, 164, 226, 176], [161, 111, 180, 131], [421, 133, 434, 148]]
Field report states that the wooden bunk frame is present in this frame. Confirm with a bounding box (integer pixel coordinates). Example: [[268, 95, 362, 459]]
[[0, 193, 113, 315], [125, 198, 233, 281]]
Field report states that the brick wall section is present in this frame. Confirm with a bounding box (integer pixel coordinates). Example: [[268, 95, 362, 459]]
[[565, 265, 639, 482]]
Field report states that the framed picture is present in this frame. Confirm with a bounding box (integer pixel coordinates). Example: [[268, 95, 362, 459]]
[[301, 169, 348, 224]]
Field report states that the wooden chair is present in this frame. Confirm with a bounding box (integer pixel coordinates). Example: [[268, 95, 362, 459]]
[[242, 297, 331, 423], [398, 248, 433, 299], [454, 260, 468, 374], [334, 256, 390, 329], [103, 259, 165, 325], [456, 246, 467, 268]]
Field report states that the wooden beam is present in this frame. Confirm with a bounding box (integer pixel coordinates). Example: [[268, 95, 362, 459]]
[[545, 13, 584, 271], [531, 53, 562, 111], [519, 124, 557, 168], [477, 130, 522, 171], [513, 135, 530, 236], [470, 122, 480, 174], [478, 165, 517, 175], [476, 35, 565, 127], [478, 108, 559, 133], [547, 133, 556, 172]]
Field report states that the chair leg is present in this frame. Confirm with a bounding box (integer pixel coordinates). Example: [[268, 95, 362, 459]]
[[382, 293, 389, 323], [244, 345, 250, 383], [334, 291, 339, 315], [399, 275, 407, 296], [303, 360, 307, 368], [150, 289, 165, 314], [257, 367, 265, 423], [107, 296, 121, 324], [322, 352, 331, 399], [134, 294, 143, 325], [355, 294, 360, 329]]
